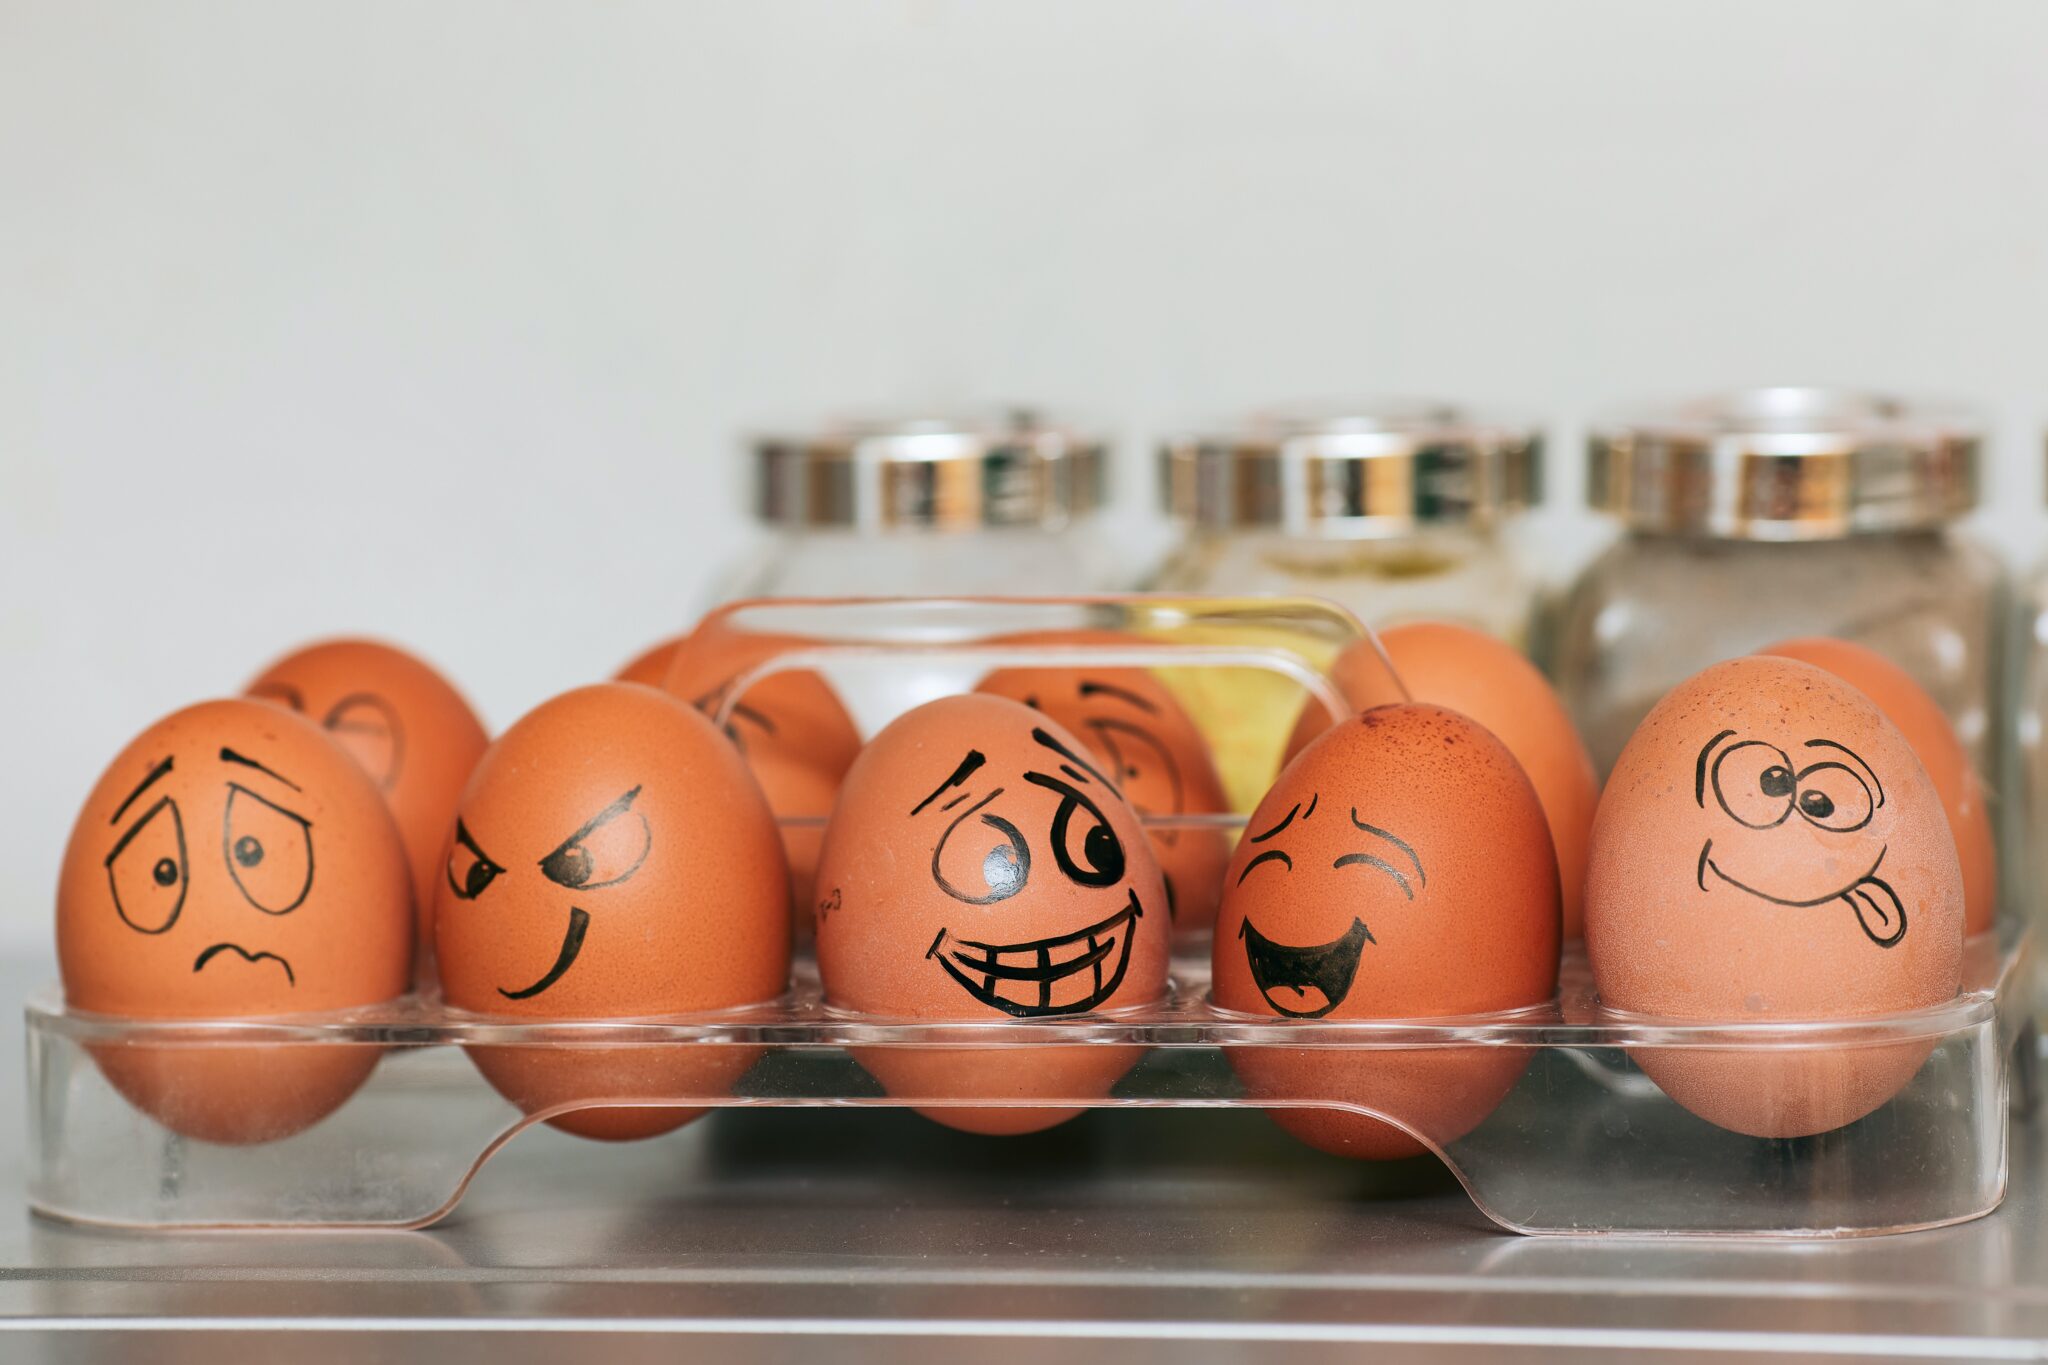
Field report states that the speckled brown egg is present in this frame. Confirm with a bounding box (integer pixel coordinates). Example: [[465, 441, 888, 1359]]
[[1287, 623, 1599, 939], [57, 699, 413, 1143], [1584, 655, 1965, 1138], [246, 638, 489, 967], [814, 693, 1172, 1135], [434, 682, 790, 1140], [1759, 637, 1996, 937], [661, 627, 861, 933], [1216, 703, 1560, 1160], [976, 633, 1231, 940]]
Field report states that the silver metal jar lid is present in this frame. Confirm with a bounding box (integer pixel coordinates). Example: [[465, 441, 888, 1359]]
[[1589, 388, 1980, 538], [752, 409, 1106, 531], [1158, 402, 1541, 536]]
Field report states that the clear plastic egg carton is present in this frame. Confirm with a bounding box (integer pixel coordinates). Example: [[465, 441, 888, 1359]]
[[22, 596, 2035, 1237]]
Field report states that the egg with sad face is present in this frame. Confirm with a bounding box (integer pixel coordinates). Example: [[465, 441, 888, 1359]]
[[1214, 703, 1560, 1160], [57, 699, 413, 1143]]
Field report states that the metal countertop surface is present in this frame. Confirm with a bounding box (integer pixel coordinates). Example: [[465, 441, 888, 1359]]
[[1, 956, 2043, 1364]]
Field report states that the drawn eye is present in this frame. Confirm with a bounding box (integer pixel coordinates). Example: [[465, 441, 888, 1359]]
[[540, 788, 651, 891], [445, 820, 504, 900], [933, 793, 1031, 904], [1039, 778, 1126, 888], [1712, 740, 1797, 829], [223, 785, 314, 914], [106, 796, 187, 934], [1236, 848, 1292, 885], [1793, 761, 1876, 832]]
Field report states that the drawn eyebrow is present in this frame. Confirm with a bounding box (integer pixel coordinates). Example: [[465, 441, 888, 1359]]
[[1303, 793, 1318, 821], [1029, 727, 1115, 790], [1804, 739, 1885, 808], [219, 747, 301, 792], [1077, 679, 1159, 714], [1349, 810, 1425, 888], [1695, 729, 1738, 806], [546, 785, 643, 856], [1237, 848, 1293, 884], [1334, 851, 1415, 899], [913, 750, 987, 816], [1249, 803, 1301, 843], [110, 756, 174, 825]]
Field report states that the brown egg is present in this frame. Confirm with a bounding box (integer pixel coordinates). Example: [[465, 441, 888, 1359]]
[[246, 638, 489, 964], [57, 699, 412, 1143], [814, 694, 1172, 1135], [1287, 623, 1599, 939], [1759, 637, 1996, 936], [434, 682, 790, 1140], [1584, 655, 1965, 1138], [1217, 703, 1560, 1159], [613, 635, 681, 687], [661, 627, 861, 931], [976, 634, 1231, 939]]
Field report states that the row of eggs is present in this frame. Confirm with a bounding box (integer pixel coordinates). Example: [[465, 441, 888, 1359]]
[[54, 616, 1991, 1153]]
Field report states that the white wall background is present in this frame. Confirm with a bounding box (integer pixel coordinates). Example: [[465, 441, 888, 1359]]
[[5, 0, 2048, 955]]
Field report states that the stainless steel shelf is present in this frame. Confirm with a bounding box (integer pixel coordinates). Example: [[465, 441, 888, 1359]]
[[4, 954, 2044, 1363]]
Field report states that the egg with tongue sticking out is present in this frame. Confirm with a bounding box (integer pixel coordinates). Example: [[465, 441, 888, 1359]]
[[813, 693, 1172, 1134]]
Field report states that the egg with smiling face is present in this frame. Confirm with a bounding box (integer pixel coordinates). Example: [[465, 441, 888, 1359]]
[[1213, 703, 1560, 1160], [434, 682, 791, 1140], [57, 699, 413, 1143], [1585, 655, 1965, 1138], [814, 694, 1172, 1135]]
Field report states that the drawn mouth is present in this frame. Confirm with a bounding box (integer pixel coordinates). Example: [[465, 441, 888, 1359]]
[[500, 906, 591, 1000], [193, 942, 295, 986], [1240, 916, 1373, 1018], [927, 890, 1143, 1017], [1698, 840, 1906, 947]]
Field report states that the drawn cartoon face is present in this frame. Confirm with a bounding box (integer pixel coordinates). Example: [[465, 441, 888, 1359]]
[[57, 699, 413, 1018], [1227, 793, 1427, 1017], [814, 694, 1172, 1022], [1212, 704, 1560, 1026], [432, 683, 791, 1020], [1693, 728, 1905, 946], [977, 657, 1231, 934], [251, 680, 404, 789]]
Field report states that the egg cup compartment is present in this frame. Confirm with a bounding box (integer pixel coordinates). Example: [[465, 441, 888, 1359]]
[[22, 926, 2025, 1236]]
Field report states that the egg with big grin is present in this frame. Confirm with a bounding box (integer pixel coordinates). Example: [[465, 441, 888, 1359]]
[[813, 694, 1171, 1135]]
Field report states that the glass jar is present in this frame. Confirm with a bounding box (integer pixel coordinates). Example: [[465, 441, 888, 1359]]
[[1144, 402, 1544, 643], [1552, 389, 2004, 786], [717, 409, 1123, 600]]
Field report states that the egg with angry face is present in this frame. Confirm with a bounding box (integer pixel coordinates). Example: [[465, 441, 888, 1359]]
[[57, 699, 413, 1143], [814, 693, 1171, 1134], [1584, 655, 1964, 1138], [434, 682, 791, 1140], [1214, 703, 1561, 1160]]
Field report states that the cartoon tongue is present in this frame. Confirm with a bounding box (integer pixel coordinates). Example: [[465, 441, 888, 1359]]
[[1844, 877, 1907, 948]]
